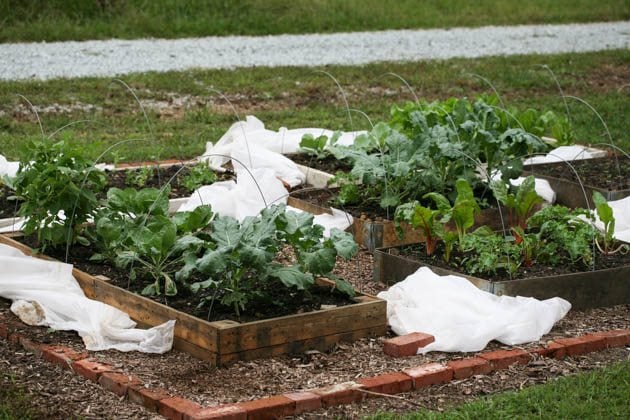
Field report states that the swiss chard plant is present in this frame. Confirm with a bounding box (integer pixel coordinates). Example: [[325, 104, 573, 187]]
[[490, 175, 544, 238], [591, 192, 628, 255], [10, 139, 107, 250]]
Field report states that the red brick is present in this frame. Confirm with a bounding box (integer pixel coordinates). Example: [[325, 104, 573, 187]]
[[403, 362, 453, 388], [18, 336, 43, 357], [282, 392, 321, 415], [447, 357, 492, 379], [8, 332, 22, 345], [0, 322, 8, 339], [72, 359, 116, 382], [590, 330, 630, 348], [576, 334, 608, 353], [533, 341, 566, 359], [97, 371, 142, 397], [239, 395, 294, 419], [187, 404, 247, 420], [553, 336, 606, 357], [159, 397, 202, 420], [383, 332, 435, 357], [479, 349, 531, 370], [313, 381, 365, 407], [41, 345, 88, 370], [128, 385, 171, 413], [358, 372, 413, 395]]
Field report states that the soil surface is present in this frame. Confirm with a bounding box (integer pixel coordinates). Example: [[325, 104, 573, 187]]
[[524, 156, 630, 191], [394, 242, 630, 282], [291, 187, 395, 220], [289, 153, 353, 174]]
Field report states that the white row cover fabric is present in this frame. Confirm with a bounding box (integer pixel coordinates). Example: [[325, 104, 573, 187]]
[[0, 243, 175, 353], [230, 139, 306, 188], [510, 176, 556, 204], [0, 154, 19, 178], [201, 115, 364, 170], [377, 267, 571, 354], [177, 168, 289, 221], [590, 195, 630, 243], [524, 145, 608, 165], [287, 206, 353, 238]]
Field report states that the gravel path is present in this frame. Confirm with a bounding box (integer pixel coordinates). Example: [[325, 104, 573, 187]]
[[1, 21, 628, 81]]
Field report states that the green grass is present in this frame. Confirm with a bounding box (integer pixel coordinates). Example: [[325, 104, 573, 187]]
[[1, 50, 627, 163], [1, 0, 628, 42], [0, 376, 37, 420], [370, 361, 630, 419]]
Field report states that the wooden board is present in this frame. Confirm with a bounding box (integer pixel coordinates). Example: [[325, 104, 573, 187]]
[[0, 234, 387, 365], [373, 246, 630, 309]]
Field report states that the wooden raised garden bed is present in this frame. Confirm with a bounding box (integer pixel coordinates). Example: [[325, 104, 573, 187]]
[[288, 187, 508, 251], [523, 156, 630, 208], [0, 234, 387, 366], [373, 246, 630, 310]]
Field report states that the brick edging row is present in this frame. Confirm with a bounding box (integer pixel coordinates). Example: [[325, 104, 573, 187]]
[[1, 319, 628, 420]]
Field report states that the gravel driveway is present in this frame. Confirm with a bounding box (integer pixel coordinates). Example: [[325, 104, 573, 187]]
[[0, 21, 628, 81]]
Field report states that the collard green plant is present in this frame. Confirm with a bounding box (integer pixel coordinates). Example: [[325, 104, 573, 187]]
[[177, 204, 358, 318], [11, 139, 107, 250], [92, 186, 213, 296]]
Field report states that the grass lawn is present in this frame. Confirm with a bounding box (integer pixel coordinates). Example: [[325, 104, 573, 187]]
[[1, 50, 628, 163], [370, 361, 630, 419], [1, 0, 628, 42]]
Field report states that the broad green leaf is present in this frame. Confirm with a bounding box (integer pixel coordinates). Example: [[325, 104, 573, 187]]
[[329, 229, 358, 260], [172, 205, 213, 233], [269, 265, 314, 290], [197, 249, 228, 274], [210, 215, 242, 246], [302, 247, 337, 275]]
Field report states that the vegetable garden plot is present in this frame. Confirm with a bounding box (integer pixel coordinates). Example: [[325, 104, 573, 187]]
[[0, 233, 387, 365], [373, 247, 630, 310], [523, 156, 630, 208]]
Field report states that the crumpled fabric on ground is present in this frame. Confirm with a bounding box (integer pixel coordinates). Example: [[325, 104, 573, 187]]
[[200, 115, 364, 170], [0, 243, 175, 353], [377, 267, 571, 354], [524, 145, 608, 165]]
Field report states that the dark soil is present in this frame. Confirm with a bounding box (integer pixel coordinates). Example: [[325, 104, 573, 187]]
[[291, 187, 395, 220], [17, 235, 355, 324], [103, 164, 235, 199], [287, 153, 353, 174], [395, 242, 630, 282], [524, 156, 630, 191]]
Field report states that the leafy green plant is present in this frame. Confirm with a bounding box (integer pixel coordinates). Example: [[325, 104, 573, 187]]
[[490, 175, 544, 236], [177, 204, 357, 318], [180, 162, 218, 192], [10, 139, 107, 250], [460, 227, 523, 278], [125, 165, 155, 188], [92, 187, 213, 296], [299, 132, 333, 160], [591, 191, 627, 255], [528, 205, 595, 265], [395, 201, 445, 257]]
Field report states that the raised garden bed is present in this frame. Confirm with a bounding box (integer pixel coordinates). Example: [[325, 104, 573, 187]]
[[373, 246, 630, 310], [0, 233, 387, 366], [523, 156, 630, 208], [289, 187, 507, 251]]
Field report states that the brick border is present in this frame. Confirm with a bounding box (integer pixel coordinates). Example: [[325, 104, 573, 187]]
[[1, 316, 627, 419]]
